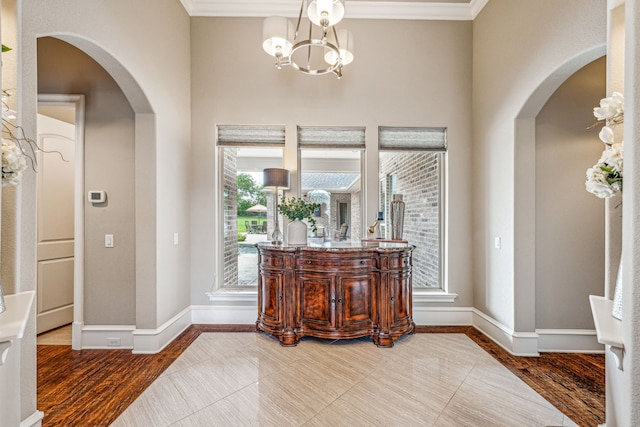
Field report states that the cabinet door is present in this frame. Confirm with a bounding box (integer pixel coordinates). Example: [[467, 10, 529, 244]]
[[299, 273, 335, 330], [390, 270, 412, 328], [337, 273, 376, 330], [258, 270, 283, 327]]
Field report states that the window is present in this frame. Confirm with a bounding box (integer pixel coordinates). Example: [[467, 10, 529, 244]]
[[299, 126, 365, 241], [379, 127, 446, 289], [218, 125, 284, 288]]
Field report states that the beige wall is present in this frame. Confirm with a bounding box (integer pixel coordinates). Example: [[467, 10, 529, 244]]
[[20, 0, 192, 330], [17, 1, 191, 420], [472, 0, 607, 331], [38, 37, 136, 325], [189, 17, 474, 305], [535, 56, 606, 329]]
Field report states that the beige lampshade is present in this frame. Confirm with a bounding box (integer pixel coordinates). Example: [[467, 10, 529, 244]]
[[262, 17, 294, 57], [263, 168, 290, 189], [324, 28, 354, 66], [307, 0, 345, 28]]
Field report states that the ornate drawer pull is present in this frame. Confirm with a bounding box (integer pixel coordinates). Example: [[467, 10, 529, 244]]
[[337, 298, 343, 304], [331, 298, 336, 303], [307, 260, 312, 264]]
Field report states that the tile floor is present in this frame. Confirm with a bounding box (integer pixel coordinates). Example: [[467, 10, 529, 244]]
[[111, 332, 578, 426]]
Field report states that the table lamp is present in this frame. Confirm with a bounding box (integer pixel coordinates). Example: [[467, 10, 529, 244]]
[[263, 168, 290, 244]]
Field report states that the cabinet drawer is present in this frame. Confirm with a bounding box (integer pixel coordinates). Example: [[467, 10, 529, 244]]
[[298, 256, 376, 270], [389, 254, 411, 269], [260, 255, 284, 268]]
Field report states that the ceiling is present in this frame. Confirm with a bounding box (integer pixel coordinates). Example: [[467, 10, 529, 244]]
[[179, 0, 488, 20]]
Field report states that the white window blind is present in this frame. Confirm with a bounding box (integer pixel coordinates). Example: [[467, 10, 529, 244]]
[[378, 126, 447, 151], [298, 126, 366, 149], [217, 125, 285, 146]]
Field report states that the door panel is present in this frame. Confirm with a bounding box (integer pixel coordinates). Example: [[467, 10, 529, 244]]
[[299, 273, 334, 329], [338, 274, 375, 328], [38, 259, 74, 312], [36, 114, 76, 334]]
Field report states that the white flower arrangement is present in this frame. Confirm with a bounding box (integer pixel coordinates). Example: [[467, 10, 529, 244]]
[[585, 92, 624, 198], [2, 139, 28, 186], [2, 89, 35, 186]]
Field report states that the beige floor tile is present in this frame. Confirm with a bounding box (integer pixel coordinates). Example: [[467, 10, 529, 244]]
[[110, 375, 192, 427], [112, 332, 575, 427], [169, 354, 260, 413]]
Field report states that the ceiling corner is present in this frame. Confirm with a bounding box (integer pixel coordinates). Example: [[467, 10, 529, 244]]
[[469, 0, 489, 19]]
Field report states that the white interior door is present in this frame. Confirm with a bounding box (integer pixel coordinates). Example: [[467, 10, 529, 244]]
[[36, 113, 76, 334]]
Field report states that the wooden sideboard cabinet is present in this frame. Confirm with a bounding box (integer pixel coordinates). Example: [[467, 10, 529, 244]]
[[256, 242, 415, 347]]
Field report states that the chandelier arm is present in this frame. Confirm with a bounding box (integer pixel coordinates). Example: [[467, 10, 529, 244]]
[[289, 39, 340, 75], [294, 0, 305, 41], [307, 21, 313, 68]]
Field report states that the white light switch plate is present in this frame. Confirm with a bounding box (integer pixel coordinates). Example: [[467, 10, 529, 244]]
[[105, 234, 114, 248]]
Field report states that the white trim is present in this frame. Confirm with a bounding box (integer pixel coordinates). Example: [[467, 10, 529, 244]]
[[20, 411, 44, 427], [469, 0, 489, 19], [413, 306, 471, 325], [37, 94, 85, 351], [536, 329, 604, 353], [472, 309, 540, 356], [181, 0, 488, 21], [88, 303, 602, 355], [192, 304, 257, 324], [608, 0, 625, 10], [80, 325, 136, 349], [132, 307, 192, 354], [413, 290, 458, 303]]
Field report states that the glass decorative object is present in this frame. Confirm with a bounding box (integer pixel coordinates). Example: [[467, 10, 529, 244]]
[[612, 259, 623, 320], [391, 194, 405, 240], [0, 281, 5, 314]]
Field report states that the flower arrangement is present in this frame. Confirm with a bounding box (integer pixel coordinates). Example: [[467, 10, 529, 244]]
[[278, 195, 321, 232], [1, 89, 35, 186], [2, 44, 37, 187], [585, 92, 624, 198]]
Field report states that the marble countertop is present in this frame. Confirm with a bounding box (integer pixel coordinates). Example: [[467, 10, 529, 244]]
[[256, 240, 412, 252]]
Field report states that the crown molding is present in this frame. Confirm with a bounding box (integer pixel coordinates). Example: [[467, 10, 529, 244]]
[[180, 0, 489, 21]]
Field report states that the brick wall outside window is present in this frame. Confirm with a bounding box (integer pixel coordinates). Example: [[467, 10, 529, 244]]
[[380, 152, 442, 288]]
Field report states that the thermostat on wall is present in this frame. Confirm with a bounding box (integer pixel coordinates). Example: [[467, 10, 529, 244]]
[[88, 190, 106, 204]]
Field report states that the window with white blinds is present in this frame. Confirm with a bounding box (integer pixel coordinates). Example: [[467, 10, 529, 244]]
[[297, 126, 366, 149], [378, 126, 447, 151], [217, 125, 286, 147]]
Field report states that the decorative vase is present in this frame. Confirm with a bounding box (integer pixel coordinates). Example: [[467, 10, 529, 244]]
[[391, 194, 405, 240], [612, 259, 623, 320], [0, 281, 5, 314], [287, 220, 308, 245]]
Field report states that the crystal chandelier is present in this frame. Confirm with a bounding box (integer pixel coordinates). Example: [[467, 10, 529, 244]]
[[262, 0, 354, 79]]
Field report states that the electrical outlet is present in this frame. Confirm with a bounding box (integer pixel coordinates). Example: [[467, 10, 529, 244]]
[[107, 338, 121, 347]]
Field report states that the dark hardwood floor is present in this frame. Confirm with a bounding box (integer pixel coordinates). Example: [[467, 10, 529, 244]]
[[37, 325, 604, 427]]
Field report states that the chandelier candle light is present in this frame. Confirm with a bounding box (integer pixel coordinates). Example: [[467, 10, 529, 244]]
[[263, 168, 291, 244], [262, 0, 354, 78]]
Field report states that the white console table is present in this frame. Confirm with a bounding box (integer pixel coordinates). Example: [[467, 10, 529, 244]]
[[0, 291, 36, 427]]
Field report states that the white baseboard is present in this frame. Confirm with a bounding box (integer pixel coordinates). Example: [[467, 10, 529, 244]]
[[191, 304, 256, 324], [37, 304, 73, 334], [132, 307, 192, 354], [536, 329, 603, 353], [472, 309, 540, 356], [78, 307, 191, 354], [21, 410, 44, 427], [81, 325, 136, 349], [412, 306, 472, 325], [76, 303, 603, 356]]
